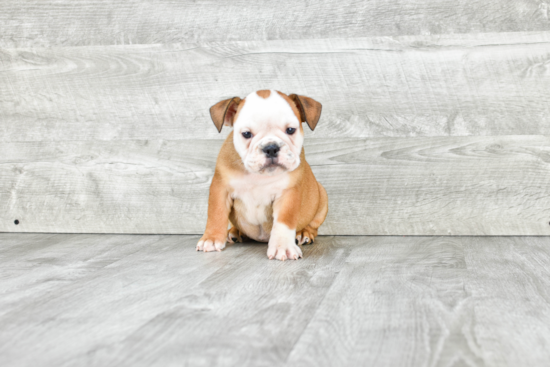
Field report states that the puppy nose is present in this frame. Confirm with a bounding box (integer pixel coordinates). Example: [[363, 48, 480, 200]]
[[262, 144, 280, 158]]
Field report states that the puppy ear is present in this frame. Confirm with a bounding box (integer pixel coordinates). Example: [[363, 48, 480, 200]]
[[289, 94, 322, 131], [209, 97, 242, 133]]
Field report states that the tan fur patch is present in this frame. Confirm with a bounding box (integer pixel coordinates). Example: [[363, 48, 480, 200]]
[[256, 90, 271, 99]]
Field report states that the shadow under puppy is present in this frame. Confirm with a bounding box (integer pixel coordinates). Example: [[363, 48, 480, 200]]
[[197, 90, 328, 261]]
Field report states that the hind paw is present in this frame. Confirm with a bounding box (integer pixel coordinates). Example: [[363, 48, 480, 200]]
[[227, 226, 246, 243], [296, 226, 318, 245]]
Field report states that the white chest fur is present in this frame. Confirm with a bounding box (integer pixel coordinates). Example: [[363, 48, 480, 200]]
[[229, 173, 290, 241]]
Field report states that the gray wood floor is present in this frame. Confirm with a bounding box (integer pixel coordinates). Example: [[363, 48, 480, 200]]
[[1, 233, 550, 366]]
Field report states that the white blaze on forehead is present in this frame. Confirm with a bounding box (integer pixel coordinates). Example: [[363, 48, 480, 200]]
[[236, 90, 300, 129]]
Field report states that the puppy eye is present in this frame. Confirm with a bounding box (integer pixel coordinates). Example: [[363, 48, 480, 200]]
[[286, 127, 296, 135], [242, 131, 252, 139]]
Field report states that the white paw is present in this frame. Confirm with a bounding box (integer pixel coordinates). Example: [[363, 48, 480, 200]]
[[267, 240, 303, 261], [196, 238, 226, 252]]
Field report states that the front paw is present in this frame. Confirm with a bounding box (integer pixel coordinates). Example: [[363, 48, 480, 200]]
[[267, 239, 303, 261], [196, 235, 226, 252]]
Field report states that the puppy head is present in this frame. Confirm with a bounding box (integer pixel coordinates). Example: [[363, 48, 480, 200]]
[[209, 90, 322, 175]]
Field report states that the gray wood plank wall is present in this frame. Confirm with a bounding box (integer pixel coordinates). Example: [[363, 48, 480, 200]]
[[1, 1, 549, 235], [2, 0, 550, 47]]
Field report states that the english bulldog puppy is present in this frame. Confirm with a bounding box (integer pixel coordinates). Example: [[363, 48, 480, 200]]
[[196, 90, 328, 261]]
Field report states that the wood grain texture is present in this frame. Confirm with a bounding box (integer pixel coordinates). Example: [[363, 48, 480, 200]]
[[2, 33, 550, 141], [2, 136, 549, 235], [2, 0, 550, 47], [1, 234, 550, 366]]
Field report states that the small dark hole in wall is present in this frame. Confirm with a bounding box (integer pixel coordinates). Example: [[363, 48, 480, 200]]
[[14, 219, 19, 225]]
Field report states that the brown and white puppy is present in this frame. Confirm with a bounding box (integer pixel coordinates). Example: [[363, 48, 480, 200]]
[[196, 90, 328, 261]]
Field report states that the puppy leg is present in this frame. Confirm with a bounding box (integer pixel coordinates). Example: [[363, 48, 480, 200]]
[[296, 182, 328, 245], [197, 174, 231, 252], [267, 188, 302, 261]]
